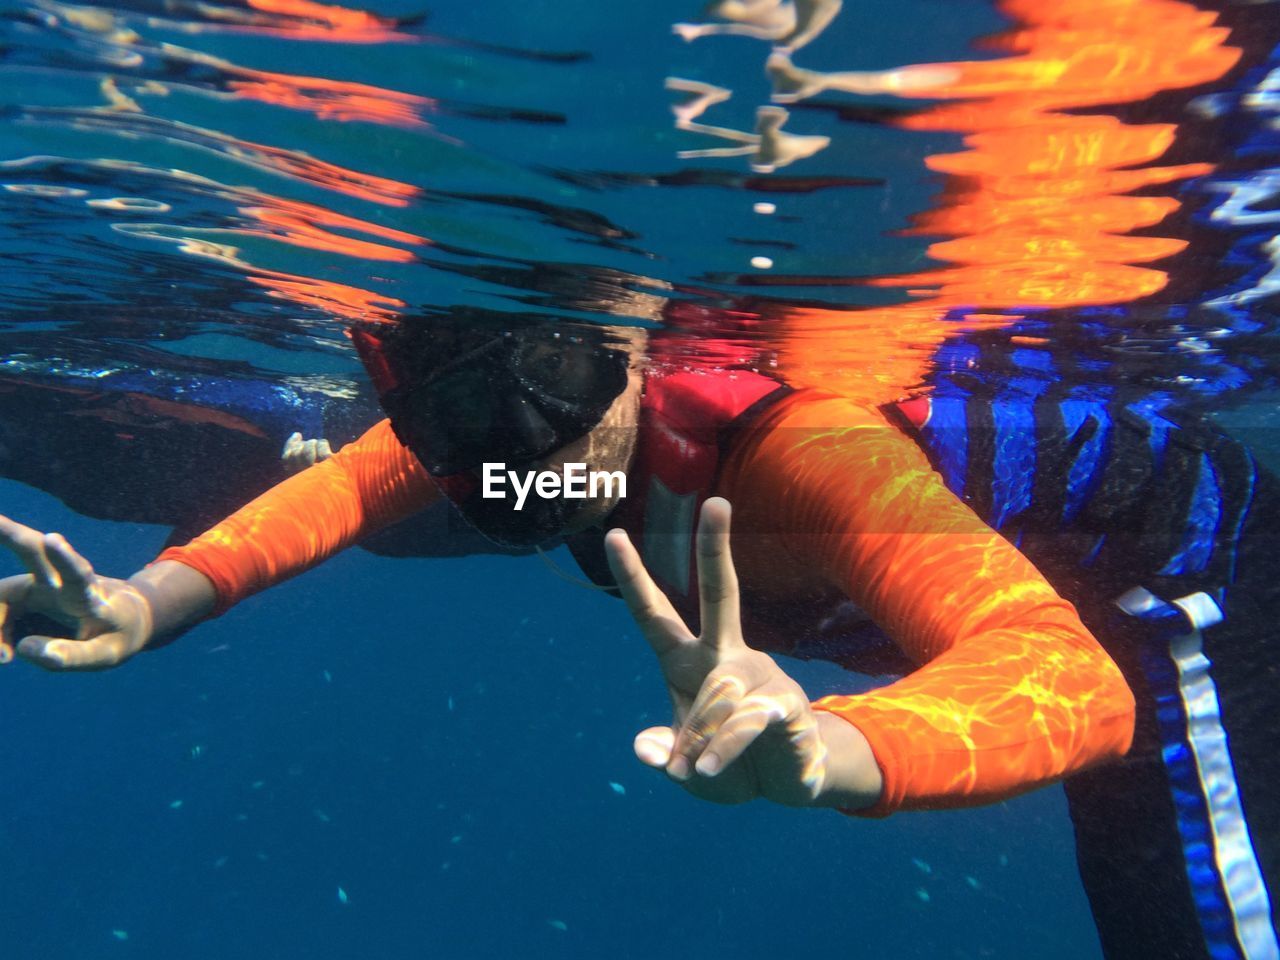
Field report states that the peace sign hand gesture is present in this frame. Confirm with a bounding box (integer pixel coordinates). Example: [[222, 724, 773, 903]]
[[603, 497, 882, 809]]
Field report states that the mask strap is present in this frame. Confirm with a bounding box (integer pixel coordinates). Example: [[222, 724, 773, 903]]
[[535, 546, 616, 593]]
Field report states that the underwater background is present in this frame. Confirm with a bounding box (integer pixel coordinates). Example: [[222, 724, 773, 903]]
[[0, 480, 1094, 959], [3, 0, 1279, 955]]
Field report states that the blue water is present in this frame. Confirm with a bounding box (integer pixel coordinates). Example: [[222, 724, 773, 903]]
[[0, 477, 1095, 959], [3, 0, 1280, 956]]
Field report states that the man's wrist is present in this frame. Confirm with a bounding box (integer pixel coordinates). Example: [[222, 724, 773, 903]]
[[813, 710, 884, 810], [127, 561, 217, 648]]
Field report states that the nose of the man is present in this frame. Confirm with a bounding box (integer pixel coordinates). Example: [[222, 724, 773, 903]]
[[503, 394, 557, 461]]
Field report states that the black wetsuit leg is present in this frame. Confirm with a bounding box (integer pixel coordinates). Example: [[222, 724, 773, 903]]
[[1062, 467, 1280, 960], [1063, 609, 1215, 960]]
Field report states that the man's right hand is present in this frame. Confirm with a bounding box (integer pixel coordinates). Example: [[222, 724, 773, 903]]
[[603, 498, 882, 810], [0, 515, 154, 670], [281, 432, 335, 474]]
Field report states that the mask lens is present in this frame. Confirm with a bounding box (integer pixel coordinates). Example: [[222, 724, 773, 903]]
[[369, 321, 630, 478], [433, 364, 492, 417], [406, 366, 496, 474], [512, 336, 629, 408]]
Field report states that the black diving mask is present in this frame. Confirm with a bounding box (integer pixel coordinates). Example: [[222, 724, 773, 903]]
[[359, 322, 631, 477]]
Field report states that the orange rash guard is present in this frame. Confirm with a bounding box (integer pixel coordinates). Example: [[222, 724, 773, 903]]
[[718, 392, 1134, 815], [158, 392, 1134, 814], [157, 417, 438, 614]]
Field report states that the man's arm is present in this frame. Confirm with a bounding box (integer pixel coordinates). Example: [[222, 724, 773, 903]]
[[0, 419, 438, 669], [156, 417, 439, 615], [718, 392, 1136, 814]]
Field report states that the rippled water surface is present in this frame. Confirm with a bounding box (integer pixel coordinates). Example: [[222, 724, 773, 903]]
[[2, 0, 1279, 957], [2, 0, 1277, 406]]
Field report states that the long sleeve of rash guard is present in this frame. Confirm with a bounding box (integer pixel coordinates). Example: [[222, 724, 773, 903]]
[[156, 418, 438, 614], [717, 392, 1136, 816]]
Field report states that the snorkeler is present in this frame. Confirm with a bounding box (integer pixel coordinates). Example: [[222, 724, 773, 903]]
[[10, 314, 1270, 955], [3, 311, 1270, 955], [0, 312, 1134, 816]]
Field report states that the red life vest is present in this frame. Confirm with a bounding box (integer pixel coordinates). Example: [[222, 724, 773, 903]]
[[566, 368, 787, 601]]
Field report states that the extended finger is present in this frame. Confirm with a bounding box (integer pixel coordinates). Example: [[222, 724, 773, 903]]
[[695, 691, 798, 777], [0, 603, 12, 664], [695, 498, 743, 648], [17, 632, 129, 671], [43, 534, 106, 618], [0, 516, 58, 588], [667, 672, 746, 781], [604, 527, 692, 656], [634, 726, 676, 769], [0, 574, 33, 605], [0, 577, 32, 664]]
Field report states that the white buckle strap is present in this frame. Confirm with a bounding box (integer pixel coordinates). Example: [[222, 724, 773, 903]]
[[1174, 591, 1225, 631], [1115, 586, 1224, 631]]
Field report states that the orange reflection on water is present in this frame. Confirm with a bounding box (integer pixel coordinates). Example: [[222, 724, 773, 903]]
[[777, 303, 1011, 403], [226, 68, 439, 129], [239, 197, 425, 262], [243, 0, 401, 38], [778, 0, 1240, 403], [93, 106, 423, 205], [905, 0, 1235, 125], [246, 271, 407, 321], [146, 183, 423, 320], [225, 189, 424, 316], [218, 130, 422, 206], [158, 0, 414, 42]]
